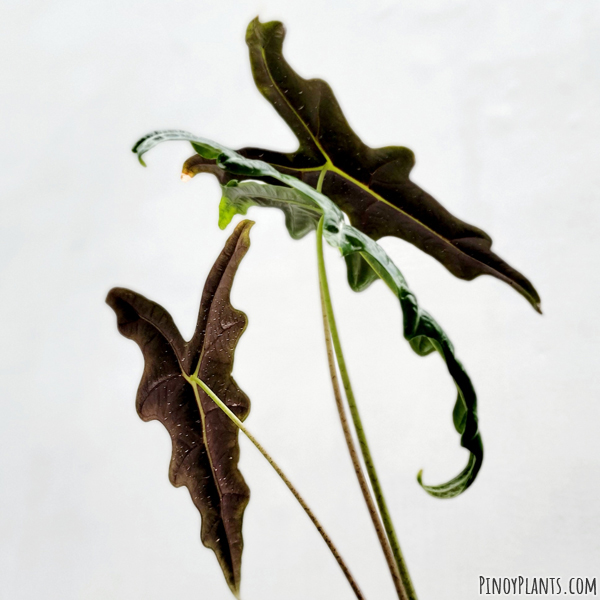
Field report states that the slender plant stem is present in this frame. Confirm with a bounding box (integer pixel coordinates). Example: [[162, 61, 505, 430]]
[[187, 374, 366, 600], [319, 282, 408, 600], [315, 217, 418, 600]]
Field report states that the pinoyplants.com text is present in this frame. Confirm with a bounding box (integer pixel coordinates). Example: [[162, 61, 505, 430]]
[[479, 576, 597, 595]]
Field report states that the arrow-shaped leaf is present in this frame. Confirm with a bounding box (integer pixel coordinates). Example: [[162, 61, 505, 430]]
[[134, 132, 482, 496], [106, 220, 254, 596], [183, 18, 541, 312]]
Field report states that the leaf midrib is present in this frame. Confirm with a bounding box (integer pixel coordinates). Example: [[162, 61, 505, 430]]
[[136, 306, 238, 572], [258, 47, 507, 279]]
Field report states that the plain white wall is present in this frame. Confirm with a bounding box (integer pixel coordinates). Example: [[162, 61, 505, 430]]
[[1, 1, 599, 599]]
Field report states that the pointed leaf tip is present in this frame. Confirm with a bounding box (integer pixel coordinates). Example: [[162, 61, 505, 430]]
[[246, 17, 285, 50], [417, 452, 482, 499]]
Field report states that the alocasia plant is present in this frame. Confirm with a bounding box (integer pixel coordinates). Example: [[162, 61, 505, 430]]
[[136, 131, 483, 498], [111, 16, 541, 600]]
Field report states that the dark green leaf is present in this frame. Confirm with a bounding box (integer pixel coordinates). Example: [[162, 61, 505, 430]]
[[219, 180, 321, 239], [183, 18, 541, 311], [133, 132, 483, 496], [106, 220, 254, 596]]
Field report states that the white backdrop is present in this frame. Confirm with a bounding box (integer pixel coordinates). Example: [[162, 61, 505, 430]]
[[1, 1, 599, 599]]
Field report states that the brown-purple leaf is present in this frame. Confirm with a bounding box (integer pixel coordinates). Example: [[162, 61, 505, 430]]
[[106, 220, 254, 597], [183, 18, 541, 311]]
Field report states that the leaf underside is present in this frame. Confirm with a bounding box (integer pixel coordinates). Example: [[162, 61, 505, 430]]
[[133, 131, 483, 497], [183, 17, 540, 312], [106, 220, 254, 595]]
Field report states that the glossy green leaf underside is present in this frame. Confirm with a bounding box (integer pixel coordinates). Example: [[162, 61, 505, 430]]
[[134, 131, 483, 497], [106, 220, 254, 595], [184, 18, 541, 311], [220, 180, 321, 239]]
